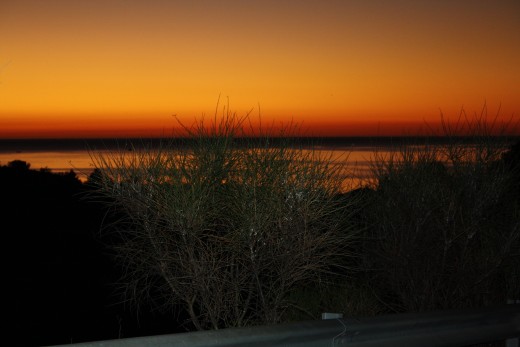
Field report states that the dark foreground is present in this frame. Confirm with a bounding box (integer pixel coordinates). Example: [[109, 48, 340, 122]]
[[2, 162, 183, 346], [3, 138, 520, 346]]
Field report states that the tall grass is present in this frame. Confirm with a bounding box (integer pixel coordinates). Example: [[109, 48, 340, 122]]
[[90, 109, 358, 330]]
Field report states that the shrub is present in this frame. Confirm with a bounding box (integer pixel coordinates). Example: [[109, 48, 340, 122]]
[[91, 110, 357, 330], [361, 108, 520, 312]]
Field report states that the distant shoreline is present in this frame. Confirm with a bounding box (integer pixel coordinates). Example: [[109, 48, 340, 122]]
[[1, 136, 518, 153]]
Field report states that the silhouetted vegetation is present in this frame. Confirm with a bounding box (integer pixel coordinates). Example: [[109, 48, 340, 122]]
[[273, 110, 520, 324], [2, 160, 182, 346], [90, 114, 359, 330], [336, 108, 520, 319], [4, 135, 519, 345], [358, 143, 519, 312]]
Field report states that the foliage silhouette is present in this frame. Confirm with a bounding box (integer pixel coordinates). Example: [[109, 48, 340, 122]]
[[354, 113, 520, 314], [91, 113, 359, 330], [2, 161, 184, 346]]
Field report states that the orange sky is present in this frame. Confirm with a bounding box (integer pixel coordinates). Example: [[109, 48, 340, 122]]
[[1, 0, 519, 138]]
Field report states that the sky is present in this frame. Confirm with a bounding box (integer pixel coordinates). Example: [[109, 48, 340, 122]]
[[1, 0, 519, 138]]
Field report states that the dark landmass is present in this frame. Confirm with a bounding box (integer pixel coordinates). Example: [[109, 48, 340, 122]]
[[2, 161, 182, 346], [2, 136, 519, 154]]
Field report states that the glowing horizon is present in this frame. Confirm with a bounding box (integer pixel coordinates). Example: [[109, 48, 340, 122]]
[[1, 1, 519, 138]]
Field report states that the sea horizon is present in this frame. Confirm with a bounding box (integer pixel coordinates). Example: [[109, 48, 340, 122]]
[[1, 136, 518, 185], [2, 135, 518, 152]]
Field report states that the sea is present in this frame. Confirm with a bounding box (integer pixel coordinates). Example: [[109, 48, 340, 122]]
[[0, 137, 514, 188]]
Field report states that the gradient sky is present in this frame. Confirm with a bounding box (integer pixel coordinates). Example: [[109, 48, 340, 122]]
[[1, 0, 519, 138]]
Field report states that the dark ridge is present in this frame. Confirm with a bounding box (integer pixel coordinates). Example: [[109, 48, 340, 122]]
[[1, 136, 519, 153]]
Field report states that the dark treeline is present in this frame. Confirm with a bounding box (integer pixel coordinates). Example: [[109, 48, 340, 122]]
[[3, 161, 182, 347]]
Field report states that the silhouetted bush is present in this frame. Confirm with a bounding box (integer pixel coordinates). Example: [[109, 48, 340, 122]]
[[91, 112, 359, 330], [358, 112, 520, 313], [8, 159, 31, 170]]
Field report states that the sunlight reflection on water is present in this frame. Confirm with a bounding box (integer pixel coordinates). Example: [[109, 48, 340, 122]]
[[0, 147, 389, 187], [0, 150, 108, 182]]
